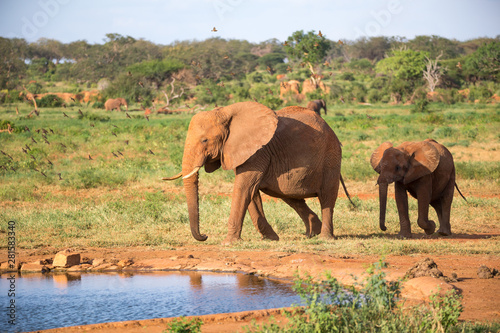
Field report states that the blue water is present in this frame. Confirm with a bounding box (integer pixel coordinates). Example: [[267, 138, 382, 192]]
[[1, 271, 300, 332]]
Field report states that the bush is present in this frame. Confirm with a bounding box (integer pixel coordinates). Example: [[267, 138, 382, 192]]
[[164, 317, 203, 333], [366, 89, 382, 103], [0, 90, 23, 104], [347, 58, 373, 72], [411, 98, 430, 113], [26, 81, 44, 94], [36, 94, 64, 107], [246, 259, 468, 333], [338, 72, 355, 81], [92, 101, 104, 109], [350, 82, 367, 102]]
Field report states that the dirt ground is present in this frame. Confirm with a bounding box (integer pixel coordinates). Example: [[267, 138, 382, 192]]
[[8, 244, 498, 333]]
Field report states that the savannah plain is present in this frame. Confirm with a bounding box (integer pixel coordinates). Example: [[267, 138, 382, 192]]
[[1, 102, 499, 332], [0, 35, 499, 331]]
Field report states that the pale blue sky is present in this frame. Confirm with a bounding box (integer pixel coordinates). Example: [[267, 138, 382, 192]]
[[0, 0, 499, 45]]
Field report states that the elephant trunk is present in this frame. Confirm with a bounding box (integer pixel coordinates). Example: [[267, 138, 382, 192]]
[[183, 171, 208, 241], [378, 181, 388, 232]]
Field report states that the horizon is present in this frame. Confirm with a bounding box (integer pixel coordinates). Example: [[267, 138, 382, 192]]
[[1, 0, 499, 46]]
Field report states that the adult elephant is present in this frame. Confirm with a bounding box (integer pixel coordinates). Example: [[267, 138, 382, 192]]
[[306, 99, 327, 116], [104, 98, 128, 112], [370, 139, 464, 238], [164, 102, 343, 244]]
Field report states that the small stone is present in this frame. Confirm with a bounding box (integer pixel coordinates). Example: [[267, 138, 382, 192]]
[[53, 249, 81, 268]]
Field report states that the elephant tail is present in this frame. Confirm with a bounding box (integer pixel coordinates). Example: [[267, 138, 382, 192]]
[[455, 182, 467, 202], [340, 174, 356, 208]]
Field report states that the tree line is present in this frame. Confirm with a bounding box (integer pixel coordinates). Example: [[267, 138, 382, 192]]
[[1, 32, 499, 108]]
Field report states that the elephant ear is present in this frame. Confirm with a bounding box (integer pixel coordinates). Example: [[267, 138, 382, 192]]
[[221, 102, 278, 170], [403, 141, 440, 184], [370, 142, 393, 174]]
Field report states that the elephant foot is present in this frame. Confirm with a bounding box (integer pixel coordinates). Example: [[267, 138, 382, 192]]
[[397, 231, 412, 239], [319, 232, 335, 240], [437, 228, 452, 236], [262, 232, 279, 241], [424, 220, 436, 235], [221, 236, 242, 246], [311, 223, 322, 236]]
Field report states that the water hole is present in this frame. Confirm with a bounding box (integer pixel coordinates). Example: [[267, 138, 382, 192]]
[[1, 271, 301, 332]]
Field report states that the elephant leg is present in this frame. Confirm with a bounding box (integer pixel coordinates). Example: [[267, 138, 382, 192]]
[[248, 192, 279, 241], [414, 180, 436, 235], [434, 181, 454, 236], [394, 182, 412, 238], [223, 172, 262, 245], [281, 198, 322, 237], [117, 106, 121, 112], [317, 182, 339, 239]]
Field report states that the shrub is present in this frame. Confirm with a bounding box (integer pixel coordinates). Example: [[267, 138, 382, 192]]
[[0, 90, 23, 104], [26, 81, 44, 94], [92, 101, 104, 109], [411, 98, 430, 113], [338, 72, 355, 81], [164, 317, 203, 333], [36, 94, 64, 107], [305, 88, 324, 101], [246, 259, 468, 333], [347, 58, 373, 72]]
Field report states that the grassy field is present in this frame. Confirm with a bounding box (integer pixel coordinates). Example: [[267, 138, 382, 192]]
[[0, 102, 499, 255]]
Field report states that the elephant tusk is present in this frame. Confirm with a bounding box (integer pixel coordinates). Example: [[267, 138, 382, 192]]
[[162, 172, 183, 181], [182, 166, 201, 179]]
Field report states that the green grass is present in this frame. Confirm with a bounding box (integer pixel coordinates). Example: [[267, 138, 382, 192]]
[[0, 103, 499, 255]]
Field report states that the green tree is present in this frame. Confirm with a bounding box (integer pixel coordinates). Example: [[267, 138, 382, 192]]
[[350, 36, 393, 61], [127, 58, 185, 87], [464, 41, 500, 80], [375, 48, 428, 101], [408, 35, 463, 59], [284, 30, 330, 84], [0, 37, 28, 89]]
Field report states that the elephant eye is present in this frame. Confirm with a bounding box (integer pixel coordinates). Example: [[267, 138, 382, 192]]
[[395, 165, 400, 171], [201, 138, 208, 143]]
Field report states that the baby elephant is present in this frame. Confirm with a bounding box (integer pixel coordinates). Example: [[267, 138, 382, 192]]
[[370, 139, 463, 238], [105, 98, 128, 112], [306, 99, 327, 116]]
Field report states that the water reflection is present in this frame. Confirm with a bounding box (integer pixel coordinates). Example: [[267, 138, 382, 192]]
[[1, 271, 300, 332]]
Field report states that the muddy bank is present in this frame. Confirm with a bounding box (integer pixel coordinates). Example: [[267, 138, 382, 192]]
[[3, 246, 499, 332]]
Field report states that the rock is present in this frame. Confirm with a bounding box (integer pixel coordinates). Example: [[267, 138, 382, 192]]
[[402, 276, 457, 301], [405, 258, 443, 279], [20, 262, 50, 273], [477, 265, 499, 279], [0, 261, 19, 271], [52, 249, 81, 268], [117, 259, 133, 268], [91, 258, 105, 266]]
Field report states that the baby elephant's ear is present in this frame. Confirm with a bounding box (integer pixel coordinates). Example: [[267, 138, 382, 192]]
[[370, 142, 393, 174], [403, 141, 440, 184]]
